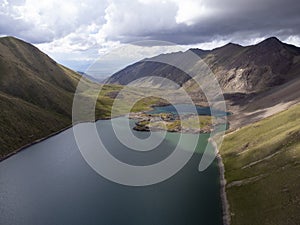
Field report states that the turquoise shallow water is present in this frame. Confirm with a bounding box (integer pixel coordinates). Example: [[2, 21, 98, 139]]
[[0, 108, 223, 225]]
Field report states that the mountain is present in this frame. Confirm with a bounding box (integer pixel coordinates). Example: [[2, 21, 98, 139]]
[[0, 36, 83, 157], [106, 37, 300, 93], [204, 37, 300, 93], [105, 51, 192, 89], [0, 37, 81, 115]]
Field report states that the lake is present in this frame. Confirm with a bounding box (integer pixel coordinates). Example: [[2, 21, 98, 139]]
[[148, 104, 229, 116], [0, 106, 223, 225]]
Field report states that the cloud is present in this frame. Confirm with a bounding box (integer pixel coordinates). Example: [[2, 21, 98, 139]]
[[100, 0, 178, 41], [98, 0, 300, 45], [1, 0, 300, 73], [2, 0, 300, 46], [2, 0, 300, 44], [0, 0, 107, 43]]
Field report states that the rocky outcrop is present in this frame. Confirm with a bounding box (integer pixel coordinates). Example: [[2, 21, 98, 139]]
[[129, 112, 213, 133]]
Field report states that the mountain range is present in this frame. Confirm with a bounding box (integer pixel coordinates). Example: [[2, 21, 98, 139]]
[[106, 37, 300, 93], [2, 36, 300, 154]]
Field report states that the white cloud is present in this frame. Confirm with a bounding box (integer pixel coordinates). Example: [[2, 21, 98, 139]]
[[30, 0, 181, 73], [100, 0, 178, 40], [284, 36, 300, 47], [174, 0, 204, 26], [184, 39, 229, 50], [0, 0, 107, 42]]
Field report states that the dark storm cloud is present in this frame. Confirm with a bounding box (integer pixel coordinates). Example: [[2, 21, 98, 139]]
[[105, 0, 300, 45], [1, 0, 300, 45]]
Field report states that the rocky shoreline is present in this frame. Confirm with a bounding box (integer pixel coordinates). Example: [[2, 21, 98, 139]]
[[210, 137, 231, 225], [217, 153, 231, 225]]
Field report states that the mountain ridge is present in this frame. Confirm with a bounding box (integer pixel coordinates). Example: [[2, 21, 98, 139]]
[[0, 36, 81, 116], [106, 37, 300, 93], [0, 36, 86, 157]]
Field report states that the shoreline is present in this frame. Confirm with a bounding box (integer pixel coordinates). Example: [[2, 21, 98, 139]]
[[210, 137, 231, 225], [0, 115, 117, 162], [0, 113, 138, 162], [217, 153, 231, 225], [0, 124, 73, 162]]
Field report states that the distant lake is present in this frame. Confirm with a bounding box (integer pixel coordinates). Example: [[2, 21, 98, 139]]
[[149, 104, 228, 116], [0, 107, 223, 225]]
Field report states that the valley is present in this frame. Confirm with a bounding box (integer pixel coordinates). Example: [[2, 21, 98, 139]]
[[1, 36, 300, 225]]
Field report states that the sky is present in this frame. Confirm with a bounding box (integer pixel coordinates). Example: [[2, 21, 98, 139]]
[[1, 0, 300, 78]]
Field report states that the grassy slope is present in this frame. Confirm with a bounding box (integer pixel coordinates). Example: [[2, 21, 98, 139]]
[[0, 92, 70, 157], [221, 103, 300, 225]]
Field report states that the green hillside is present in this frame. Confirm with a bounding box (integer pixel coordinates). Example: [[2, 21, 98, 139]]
[[0, 37, 168, 159], [0, 37, 80, 159], [0, 37, 111, 159], [0, 92, 70, 157], [221, 103, 300, 225]]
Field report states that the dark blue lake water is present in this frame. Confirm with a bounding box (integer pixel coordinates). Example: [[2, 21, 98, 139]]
[[0, 108, 223, 225]]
